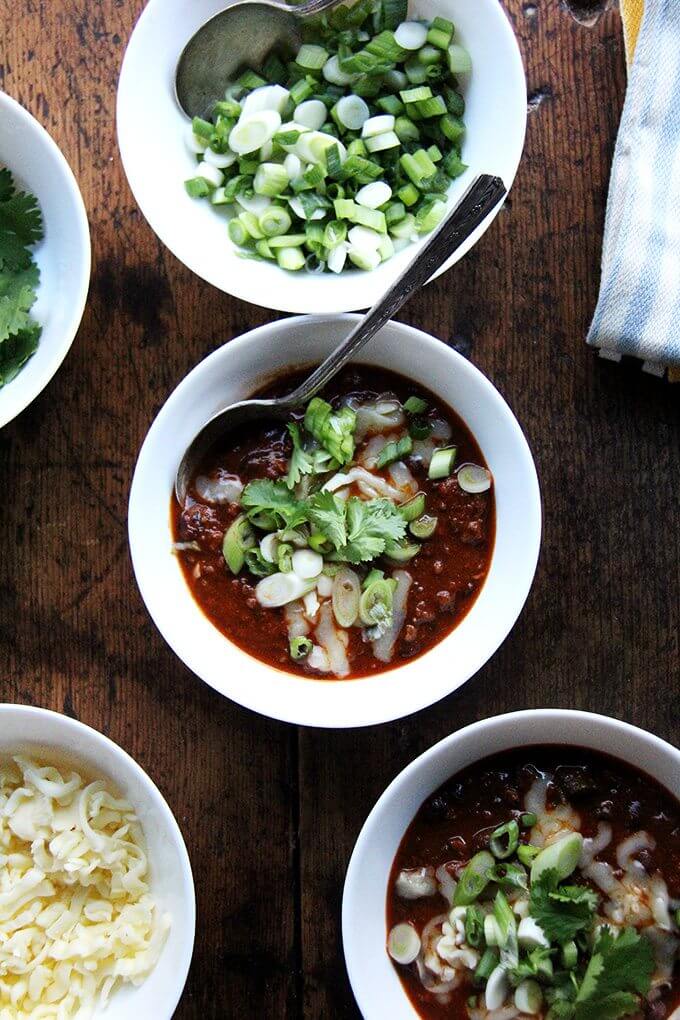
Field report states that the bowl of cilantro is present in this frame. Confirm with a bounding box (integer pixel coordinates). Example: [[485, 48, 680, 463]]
[[343, 710, 680, 1019], [0, 93, 90, 428], [117, 0, 526, 313], [128, 315, 541, 727]]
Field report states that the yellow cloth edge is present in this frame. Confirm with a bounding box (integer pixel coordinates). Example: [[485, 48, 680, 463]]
[[620, 0, 644, 65]]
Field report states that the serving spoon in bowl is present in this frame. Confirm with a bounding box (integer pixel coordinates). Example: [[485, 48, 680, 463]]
[[176, 0, 342, 119], [175, 173, 506, 502]]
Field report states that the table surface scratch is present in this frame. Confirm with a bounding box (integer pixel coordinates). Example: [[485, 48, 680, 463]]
[[1, 0, 679, 1017]]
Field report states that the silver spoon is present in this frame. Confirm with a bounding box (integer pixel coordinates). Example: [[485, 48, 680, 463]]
[[176, 0, 342, 119], [175, 173, 507, 502]]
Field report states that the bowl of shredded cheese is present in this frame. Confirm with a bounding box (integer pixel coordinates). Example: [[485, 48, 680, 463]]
[[0, 704, 195, 1019]]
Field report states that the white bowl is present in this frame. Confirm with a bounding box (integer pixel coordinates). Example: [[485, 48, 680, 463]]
[[117, 0, 526, 314], [0, 93, 90, 429], [342, 709, 680, 1019], [128, 315, 541, 728], [0, 704, 195, 1018]]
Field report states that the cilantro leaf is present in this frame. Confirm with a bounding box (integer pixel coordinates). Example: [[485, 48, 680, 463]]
[[530, 870, 598, 944], [0, 168, 15, 202], [0, 262, 40, 342], [332, 497, 407, 563], [286, 423, 316, 490], [0, 181, 44, 271], [241, 479, 305, 527], [0, 323, 41, 385], [306, 491, 347, 549], [573, 927, 654, 1020]]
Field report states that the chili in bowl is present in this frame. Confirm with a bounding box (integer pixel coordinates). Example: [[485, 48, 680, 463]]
[[128, 315, 541, 727], [343, 710, 680, 1019]]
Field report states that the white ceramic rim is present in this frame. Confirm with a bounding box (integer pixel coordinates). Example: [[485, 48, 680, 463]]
[[128, 314, 542, 728], [116, 0, 527, 314], [0, 92, 91, 429], [342, 709, 680, 1019], [0, 703, 196, 1017]]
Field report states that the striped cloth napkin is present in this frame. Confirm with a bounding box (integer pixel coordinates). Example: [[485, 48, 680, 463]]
[[587, 0, 680, 381]]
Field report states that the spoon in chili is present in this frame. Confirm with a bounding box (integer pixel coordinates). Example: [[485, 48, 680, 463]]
[[175, 173, 506, 502]]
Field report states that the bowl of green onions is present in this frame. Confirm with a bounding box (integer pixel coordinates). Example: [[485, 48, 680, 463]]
[[118, 0, 526, 312]]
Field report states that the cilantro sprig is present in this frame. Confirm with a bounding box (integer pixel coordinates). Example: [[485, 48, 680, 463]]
[[545, 927, 655, 1020], [241, 477, 407, 564], [530, 870, 599, 943], [0, 168, 43, 385]]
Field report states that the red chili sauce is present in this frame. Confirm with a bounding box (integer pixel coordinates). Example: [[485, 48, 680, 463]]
[[171, 365, 495, 679], [387, 746, 680, 1019]]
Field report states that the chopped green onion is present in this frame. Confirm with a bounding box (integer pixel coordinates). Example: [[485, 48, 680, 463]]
[[428, 445, 457, 479], [490, 820, 520, 860], [457, 463, 492, 494], [267, 233, 307, 248], [427, 16, 454, 50], [490, 861, 528, 892], [254, 162, 289, 196], [515, 979, 543, 1015], [521, 812, 537, 829], [465, 904, 484, 948], [362, 568, 385, 589], [384, 539, 420, 562], [377, 94, 404, 116], [276, 246, 306, 270], [228, 218, 249, 246], [376, 435, 412, 468], [359, 578, 395, 627], [255, 238, 275, 259], [517, 844, 540, 868], [409, 514, 437, 539], [531, 832, 583, 885], [222, 514, 256, 574], [397, 182, 419, 206], [364, 130, 401, 153], [332, 568, 362, 627], [296, 43, 329, 71], [238, 211, 264, 239], [389, 212, 416, 239], [404, 395, 428, 414], [238, 68, 267, 90], [417, 45, 443, 68], [259, 206, 293, 237], [474, 947, 499, 986], [400, 85, 432, 104], [334, 94, 370, 131], [408, 416, 432, 440], [447, 43, 472, 74], [454, 851, 494, 905], [185, 177, 211, 198], [394, 21, 428, 50], [398, 492, 426, 522]]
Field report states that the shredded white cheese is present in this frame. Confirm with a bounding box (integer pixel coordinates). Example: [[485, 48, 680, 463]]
[[0, 756, 170, 1018]]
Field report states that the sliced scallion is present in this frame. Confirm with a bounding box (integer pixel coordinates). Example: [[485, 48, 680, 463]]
[[290, 635, 313, 660], [222, 514, 256, 574], [453, 850, 494, 905], [457, 463, 492, 493], [490, 820, 520, 860], [428, 445, 457, 479], [409, 514, 437, 539]]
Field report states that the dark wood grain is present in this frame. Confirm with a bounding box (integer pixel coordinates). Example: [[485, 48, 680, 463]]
[[1, 0, 678, 1018]]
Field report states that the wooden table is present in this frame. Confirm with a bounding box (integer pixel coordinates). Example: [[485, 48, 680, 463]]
[[2, 1, 679, 1016]]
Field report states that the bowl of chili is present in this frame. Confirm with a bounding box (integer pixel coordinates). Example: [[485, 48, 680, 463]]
[[128, 315, 541, 727], [343, 709, 680, 1019]]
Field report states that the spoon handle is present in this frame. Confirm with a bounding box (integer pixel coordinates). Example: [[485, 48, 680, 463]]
[[283, 0, 345, 16], [285, 173, 506, 407]]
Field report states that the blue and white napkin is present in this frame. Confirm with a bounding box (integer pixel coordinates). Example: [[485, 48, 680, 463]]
[[587, 0, 680, 380]]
